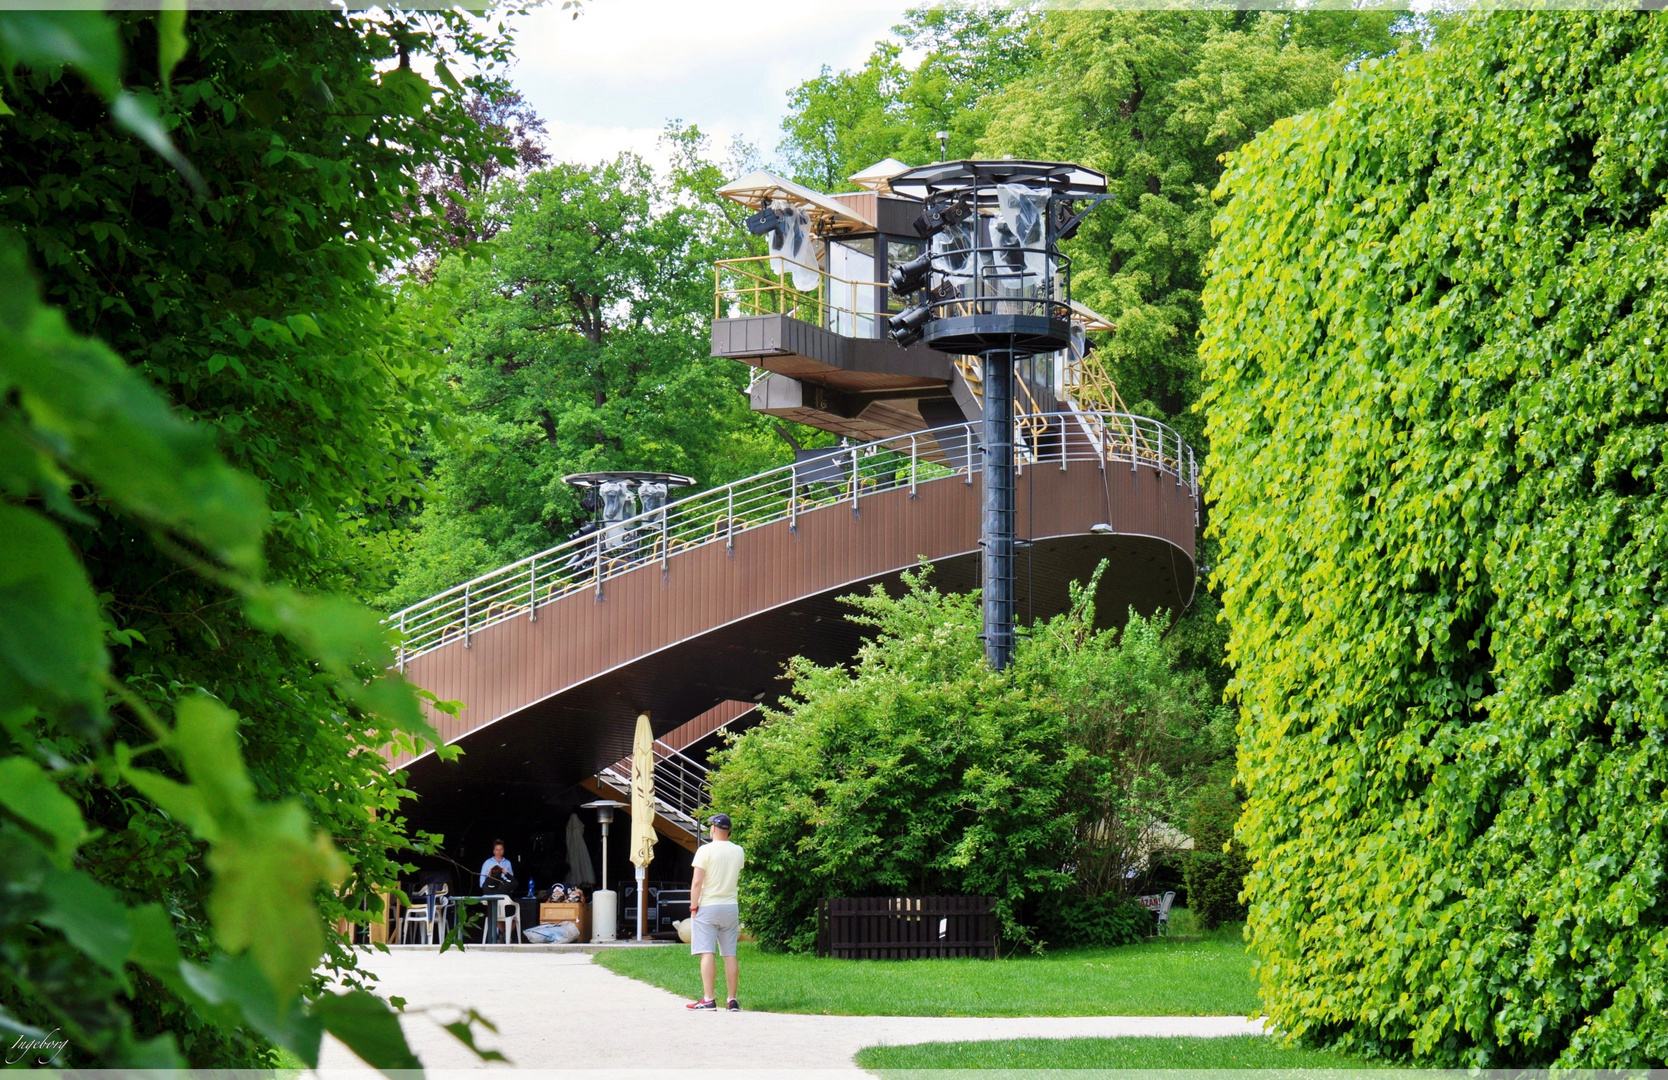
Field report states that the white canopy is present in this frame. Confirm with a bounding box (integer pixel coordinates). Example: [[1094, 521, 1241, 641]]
[[847, 157, 913, 195], [716, 169, 876, 235]]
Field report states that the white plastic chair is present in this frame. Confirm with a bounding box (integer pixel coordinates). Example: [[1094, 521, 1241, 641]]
[[486, 895, 522, 944], [401, 885, 446, 944], [1155, 890, 1177, 936]]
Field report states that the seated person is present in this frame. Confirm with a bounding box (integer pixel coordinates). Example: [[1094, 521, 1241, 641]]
[[479, 840, 513, 890], [479, 840, 518, 939]]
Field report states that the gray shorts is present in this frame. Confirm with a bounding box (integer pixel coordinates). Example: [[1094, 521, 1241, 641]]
[[690, 904, 739, 957]]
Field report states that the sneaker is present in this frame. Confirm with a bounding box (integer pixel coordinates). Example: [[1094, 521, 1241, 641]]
[[726, 999, 740, 1012], [686, 998, 717, 1011]]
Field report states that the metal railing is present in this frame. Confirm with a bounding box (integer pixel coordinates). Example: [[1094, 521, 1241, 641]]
[[597, 744, 710, 836], [714, 256, 887, 339], [387, 411, 1199, 669]]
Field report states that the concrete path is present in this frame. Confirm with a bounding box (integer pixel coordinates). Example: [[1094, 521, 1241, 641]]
[[315, 949, 1264, 1078]]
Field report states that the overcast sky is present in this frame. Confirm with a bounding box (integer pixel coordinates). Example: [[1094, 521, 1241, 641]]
[[506, 0, 917, 175]]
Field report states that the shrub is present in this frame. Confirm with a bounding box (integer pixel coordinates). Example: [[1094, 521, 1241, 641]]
[[708, 564, 1229, 952], [1182, 769, 1248, 931], [1200, 12, 1668, 1066], [1037, 893, 1151, 949]]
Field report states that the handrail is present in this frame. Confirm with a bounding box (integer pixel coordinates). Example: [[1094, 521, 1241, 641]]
[[386, 410, 1198, 669], [714, 255, 888, 339]]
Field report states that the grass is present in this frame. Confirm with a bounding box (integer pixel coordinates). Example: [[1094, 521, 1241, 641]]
[[594, 924, 1256, 1016], [855, 1035, 1368, 1071]]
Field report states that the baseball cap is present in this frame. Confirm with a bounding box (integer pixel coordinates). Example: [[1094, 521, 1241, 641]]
[[707, 813, 732, 830]]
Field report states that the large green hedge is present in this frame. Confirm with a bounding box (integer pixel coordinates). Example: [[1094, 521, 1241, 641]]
[[1200, 13, 1668, 1067]]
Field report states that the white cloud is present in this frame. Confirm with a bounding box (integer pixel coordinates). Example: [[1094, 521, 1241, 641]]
[[508, 0, 912, 172]]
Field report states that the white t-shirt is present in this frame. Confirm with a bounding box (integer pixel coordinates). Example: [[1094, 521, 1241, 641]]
[[692, 839, 745, 907]]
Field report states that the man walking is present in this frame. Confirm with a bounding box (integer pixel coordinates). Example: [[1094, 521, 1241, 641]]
[[686, 813, 744, 1012]]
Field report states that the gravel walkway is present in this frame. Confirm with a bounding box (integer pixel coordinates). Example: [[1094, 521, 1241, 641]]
[[315, 949, 1264, 1078]]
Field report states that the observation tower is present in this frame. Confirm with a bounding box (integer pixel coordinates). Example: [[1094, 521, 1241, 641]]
[[380, 156, 1200, 910]]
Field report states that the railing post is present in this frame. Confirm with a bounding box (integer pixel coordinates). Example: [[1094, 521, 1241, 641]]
[[1060, 417, 1068, 472], [789, 466, 798, 531], [661, 508, 669, 570], [593, 533, 603, 599], [528, 557, 537, 621], [851, 446, 860, 512], [964, 427, 973, 485], [463, 584, 471, 649], [397, 612, 406, 673], [726, 487, 735, 553], [909, 435, 918, 497]]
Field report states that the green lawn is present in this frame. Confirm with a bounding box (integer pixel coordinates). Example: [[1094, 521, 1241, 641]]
[[593, 925, 1256, 1016], [855, 1035, 1367, 1072]]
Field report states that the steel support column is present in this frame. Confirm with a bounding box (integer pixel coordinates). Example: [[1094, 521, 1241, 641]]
[[981, 348, 1015, 671]]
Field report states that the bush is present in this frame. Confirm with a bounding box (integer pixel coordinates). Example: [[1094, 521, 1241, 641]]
[[707, 564, 1229, 952], [1037, 893, 1151, 949], [1200, 12, 1668, 1066], [1182, 769, 1247, 931]]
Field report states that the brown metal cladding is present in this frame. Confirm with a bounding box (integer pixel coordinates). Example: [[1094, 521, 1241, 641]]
[[396, 458, 1196, 826]]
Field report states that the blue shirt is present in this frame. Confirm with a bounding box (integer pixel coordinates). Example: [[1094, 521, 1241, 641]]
[[479, 855, 512, 889]]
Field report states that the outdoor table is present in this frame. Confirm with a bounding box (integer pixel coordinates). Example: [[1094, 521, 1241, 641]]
[[452, 896, 516, 943]]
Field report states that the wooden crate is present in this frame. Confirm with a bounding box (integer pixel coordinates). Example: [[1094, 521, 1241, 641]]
[[539, 901, 591, 942], [817, 896, 996, 959]]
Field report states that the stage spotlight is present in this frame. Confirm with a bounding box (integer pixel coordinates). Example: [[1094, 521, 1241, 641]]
[[887, 304, 932, 347], [744, 206, 784, 236], [889, 251, 933, 296], [912, 197, 969, 239]]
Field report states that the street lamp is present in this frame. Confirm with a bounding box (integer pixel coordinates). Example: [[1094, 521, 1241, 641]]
[[582, 799, 628, 942]]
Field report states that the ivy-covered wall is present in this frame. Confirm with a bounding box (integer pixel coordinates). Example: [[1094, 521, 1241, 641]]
[[1200, 13, 1668, 1066]]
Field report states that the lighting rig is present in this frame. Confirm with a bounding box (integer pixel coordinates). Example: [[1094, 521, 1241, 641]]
[[882, 159, 1111, 671]]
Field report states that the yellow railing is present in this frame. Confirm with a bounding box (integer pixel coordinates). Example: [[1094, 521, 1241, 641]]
[[714, 256, 887, 339]]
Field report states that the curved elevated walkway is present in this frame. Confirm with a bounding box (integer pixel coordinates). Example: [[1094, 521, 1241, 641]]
[[391, 414, 1198, 829]]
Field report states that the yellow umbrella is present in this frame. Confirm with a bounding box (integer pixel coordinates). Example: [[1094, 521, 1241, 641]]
[[629, 712, 657, 941]]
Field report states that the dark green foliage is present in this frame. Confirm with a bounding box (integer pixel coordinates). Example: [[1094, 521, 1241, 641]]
[[707, 566, 1229, 952], [1037, 893, 1149, 950], [1181, 768, 1246, 931], [1201, 12, 1668, 1066], [0, 8, 504, 1068]]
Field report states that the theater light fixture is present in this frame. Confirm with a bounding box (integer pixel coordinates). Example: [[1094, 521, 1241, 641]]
[[744, 205, 784, 236], [912, 197, 969, 239], [889, 251, 934, 296], [887, 304, 932, 347]]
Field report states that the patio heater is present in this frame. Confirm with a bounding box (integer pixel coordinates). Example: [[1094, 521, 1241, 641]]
[[582, 799, 628, 942], [885, 160, 1110, 671]]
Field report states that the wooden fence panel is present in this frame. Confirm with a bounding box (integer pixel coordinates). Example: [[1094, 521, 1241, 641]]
[[816, 896, 996, 959]]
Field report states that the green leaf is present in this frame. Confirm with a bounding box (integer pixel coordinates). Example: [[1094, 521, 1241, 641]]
[[181, 953, 323, 1065], [0, 757, 90, 864], [155, 4, 187, 90], [433, 60, 462, 94], [439, 1009, 507, 1064], [313, 990, 424, 1074], [0, 504, 107, 710], [0, 239, 266, 574], [241, 585, 435, 739], [121, 767, 218, 842], [110, 92, 207, 198], [38, 866, 133, 982], [205, 799, 343, 1002], [0, 11, 121, 98], [125, 903, 187, 994]]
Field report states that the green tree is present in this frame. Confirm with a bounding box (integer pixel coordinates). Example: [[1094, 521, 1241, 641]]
[[778, 3, 1037, 190], [708, 565, 1228, 952], [1201, 11, 1668, 1066], [383, 141, 791, 608], [0, 7, 513, 1066], [978, 9, 1404, 443]]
